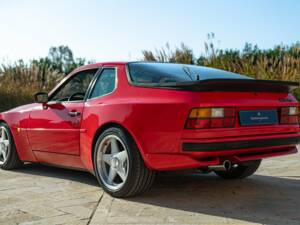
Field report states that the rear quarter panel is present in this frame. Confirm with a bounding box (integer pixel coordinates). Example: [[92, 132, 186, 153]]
[[80, 65, 191, 170], [80, 64, 299, 171]]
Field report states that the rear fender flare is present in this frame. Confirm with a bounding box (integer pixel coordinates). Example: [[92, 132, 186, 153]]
[[91, 122, 152, 169]]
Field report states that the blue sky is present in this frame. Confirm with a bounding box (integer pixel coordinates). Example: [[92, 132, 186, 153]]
[[1, 0, 300, 62]]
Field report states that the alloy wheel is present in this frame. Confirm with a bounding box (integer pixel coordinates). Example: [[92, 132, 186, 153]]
[[96, 134, 129, 191], [0, 127, 10, 165]]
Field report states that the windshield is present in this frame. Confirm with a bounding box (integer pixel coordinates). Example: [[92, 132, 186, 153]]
[[127, 62, 250, 84]]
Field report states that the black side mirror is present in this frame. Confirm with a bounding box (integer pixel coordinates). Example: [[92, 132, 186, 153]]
[[34, 92, 49, 104]]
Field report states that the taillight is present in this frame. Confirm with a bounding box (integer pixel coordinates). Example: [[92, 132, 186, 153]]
[[280, 106, 299, 124], [185, 107, 235, 129]]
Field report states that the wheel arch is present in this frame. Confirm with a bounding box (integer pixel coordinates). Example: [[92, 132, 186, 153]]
[[0, 113, 11, 127], [0, 119, 11, 130], [0, 113, 7, 124], [91, 122, 149, 167], [0, 119, 7, 124]]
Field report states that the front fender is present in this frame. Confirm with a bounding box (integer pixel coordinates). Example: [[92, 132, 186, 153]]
[[0, 106, 37, 162]]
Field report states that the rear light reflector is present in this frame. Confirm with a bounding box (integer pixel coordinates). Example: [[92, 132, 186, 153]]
[[210, 118, 223, 128], [186, 107, 235, 129], [223, 118, 235, 127], [224, 108, 235, 117], [186, 119, 210, 129], [280, 107, 299, 124]]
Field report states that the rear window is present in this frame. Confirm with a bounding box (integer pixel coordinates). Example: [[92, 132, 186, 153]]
[[127, 62, 250, 84]]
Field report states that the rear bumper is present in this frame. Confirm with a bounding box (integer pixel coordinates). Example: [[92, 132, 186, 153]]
[[143, 133, 300, 171], [182, 136, 300, 152], [145, 146, 298, 171]]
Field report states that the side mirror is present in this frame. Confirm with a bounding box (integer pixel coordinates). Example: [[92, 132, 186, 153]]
[[34, 92, 49, 104]]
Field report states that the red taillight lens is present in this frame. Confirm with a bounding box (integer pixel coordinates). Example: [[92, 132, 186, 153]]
[[210, 118, 224, 128], [186, 119, 210, 129], [185, 107, 235, 129], [224, 108, 235, 117], [280, 107, 299, 124], [223, 117, 235, 127]]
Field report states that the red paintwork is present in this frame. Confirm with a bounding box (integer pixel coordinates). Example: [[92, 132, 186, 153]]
[[27, 102, 84, 155], [0, 62, 299, 172]]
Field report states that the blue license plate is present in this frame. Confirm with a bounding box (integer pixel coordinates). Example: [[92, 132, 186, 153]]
[[239, 110, 278, 126]]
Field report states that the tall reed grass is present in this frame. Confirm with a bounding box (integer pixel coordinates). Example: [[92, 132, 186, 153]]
[[0, 60, 64, 111], [1, 41, 299, 112], [143, 39, 300, 101]]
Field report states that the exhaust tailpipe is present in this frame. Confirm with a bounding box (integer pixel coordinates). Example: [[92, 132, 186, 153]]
[[223, 160, 231, 171], [208, 160, 232, 171]]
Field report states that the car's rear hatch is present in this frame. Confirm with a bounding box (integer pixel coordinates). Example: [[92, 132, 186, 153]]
[[174, 79, 300, 140], [152, 78, 298, 93]]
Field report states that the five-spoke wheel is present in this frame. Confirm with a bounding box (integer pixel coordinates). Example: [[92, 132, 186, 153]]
[[0, 122, 23, 170], [96, 135, 129, 191], [0, 126, 10, 165], [94, 127, 156, 197]]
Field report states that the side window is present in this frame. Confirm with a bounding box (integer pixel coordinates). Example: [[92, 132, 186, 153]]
[[89, 68, 116, 99], [51, 69, 98, 102]]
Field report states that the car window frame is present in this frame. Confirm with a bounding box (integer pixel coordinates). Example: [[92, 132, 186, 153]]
[[125, 62, 251, 88], [86, 66, 118, 101], [48, 68, 101, 103]]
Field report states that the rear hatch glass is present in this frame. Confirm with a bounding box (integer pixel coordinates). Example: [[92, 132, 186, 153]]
[[127, 62, 298, 94], [127, 62, 250, 84]]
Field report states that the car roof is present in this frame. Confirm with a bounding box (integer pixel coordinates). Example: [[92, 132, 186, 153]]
[[73, 62, 247, 80], [74, 61, 129, 72]]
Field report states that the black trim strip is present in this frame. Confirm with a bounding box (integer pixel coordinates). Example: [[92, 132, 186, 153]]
[[182, 136, 300, 152], [128, 78, 299, 93], [48, 68, 101, 102]]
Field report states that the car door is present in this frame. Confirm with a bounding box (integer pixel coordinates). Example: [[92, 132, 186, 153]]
[[27, 68, 99, 155]]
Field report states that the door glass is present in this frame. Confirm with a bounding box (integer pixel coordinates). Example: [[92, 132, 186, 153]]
[[51, 69, 98, 102], [89, 68, 116, 99]]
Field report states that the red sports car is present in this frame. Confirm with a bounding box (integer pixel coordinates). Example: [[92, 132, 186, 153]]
[[0, 62, 299, 197]]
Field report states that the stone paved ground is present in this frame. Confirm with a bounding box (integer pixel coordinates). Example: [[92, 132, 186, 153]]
[[1, 148, 299, 225], [0, 164, 102, 225]]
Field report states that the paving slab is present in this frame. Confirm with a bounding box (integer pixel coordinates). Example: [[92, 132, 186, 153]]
[[0, 147, 299, 225], [0, 164, 103, 225], [90, 149, 300, 225]]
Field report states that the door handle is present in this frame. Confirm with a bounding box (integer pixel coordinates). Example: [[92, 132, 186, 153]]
[[68, 111, 81, 117]]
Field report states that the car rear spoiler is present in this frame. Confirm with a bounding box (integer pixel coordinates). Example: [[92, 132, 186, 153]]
[[139, 79, 299, 93]]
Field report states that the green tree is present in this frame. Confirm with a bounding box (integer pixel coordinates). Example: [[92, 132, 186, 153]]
[[48, 46, 75, 74]]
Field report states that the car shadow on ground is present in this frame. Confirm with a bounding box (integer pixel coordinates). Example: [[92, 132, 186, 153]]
[[15, 163, 98, 186], [11, 164, 300, 225], [129, 171, 300, 225]]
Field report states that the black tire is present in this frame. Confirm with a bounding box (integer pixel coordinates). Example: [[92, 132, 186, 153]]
[[0, 122, 23, 170], [214, 160, 261, 179], [93, 127, 156, 198]]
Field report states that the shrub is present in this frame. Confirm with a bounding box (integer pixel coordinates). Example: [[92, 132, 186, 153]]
[[1, 41, 300, 112], [0, 45, 87, 112], [142, 37, 300, 101]]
